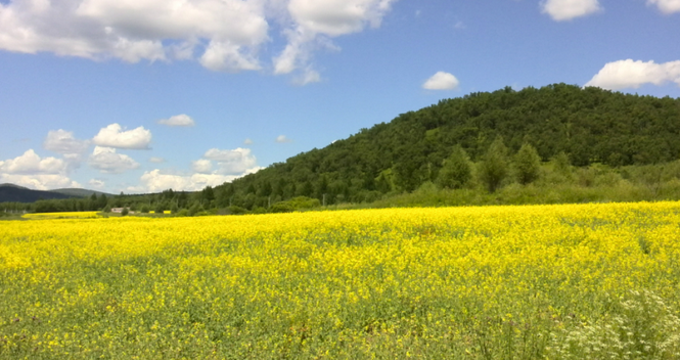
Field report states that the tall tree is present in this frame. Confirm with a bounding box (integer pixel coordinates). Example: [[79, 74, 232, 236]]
[[436, 145, 472, 189], [514, 143, 541, 185], [478, 136, 510, 193]]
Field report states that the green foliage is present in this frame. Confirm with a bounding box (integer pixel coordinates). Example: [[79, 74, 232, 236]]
[[210, 83, 680, 209], [140, 204, 150, 214], [201, 186, 215, 202], [154, 201, 166, 214], [270, 202, 294, 213], [478, 136, 510, 193], [514, 143, 542, 185], [228, 205, 248, 215], [251, 206, 268, 214], [188, 202, 204, 216], [121, 208, 129, 216], [271, 196, 321, 213], [436, 145, 472, 189], [176, 209, 189, 217], [8, 84, 680, 212], [548, 290, 680, 359]]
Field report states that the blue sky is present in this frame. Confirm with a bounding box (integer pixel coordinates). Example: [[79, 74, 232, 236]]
[[1, 0, 679, 193]]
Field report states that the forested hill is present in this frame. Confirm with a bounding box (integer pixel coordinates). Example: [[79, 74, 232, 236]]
[[218, 84, 680, 207]]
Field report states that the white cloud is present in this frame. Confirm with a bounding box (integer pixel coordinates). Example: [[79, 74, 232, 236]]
[[0, 0, 268, 72], [149, 157, 165, 163], [276, 135, 292, 143], [192, 159, 213, 173], [92, 123, 152, 149], [0, 174, 81, 191], [88, 178, 105, 189], [0, 0, 395, 78], [199, 40, 261, 72], [647, 0, 680, 13], [423, 71, 460, 90], [0, 149, 68, 175], [585, 59, 680, 90], [89, 146, 140, 174], [293, 68, 321, 85], [139, 169, 237, 192], [541, 0, 602, 21], [203, 147, 258, 175], [243, 138, 253, 145], [288, 0, 395, 36], [157, 114, 196, 127], [43, 129, 90, 154], [0, 149, 78, 190], [273, 0, 396, 77]]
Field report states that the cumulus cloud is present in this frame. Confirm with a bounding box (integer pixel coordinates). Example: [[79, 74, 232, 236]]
[[585, 59, 680, 90], [0, 0, 396, 78], [273, 0, 396, 77], [88, 178, 105, 189], [0, 149, 79, 190], [43, 129, 90, 154], [203, 147, 259, 175], [139, 169, 241, 192], [134, 146, 262, 192], [0, 149, 67, 175], [423, 71, 460, 90], [149, 157, 165, 163], [157, 114, 195, 127], [92, 123, 152, 149], [192, 159, 213, 173], [276, 135, 292, 143], [541, 0, 602, 21], [0, 174, 81, 190], [647, 0, 680, 13], [0, 0, 268, 72], [89, 146, 140, 174]]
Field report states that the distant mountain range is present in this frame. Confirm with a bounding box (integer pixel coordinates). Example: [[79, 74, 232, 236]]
[[0, 183, 113, 203]]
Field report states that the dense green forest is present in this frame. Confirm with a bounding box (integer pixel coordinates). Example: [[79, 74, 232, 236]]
[[3, 83, 680, 216], [216, 84, 680, 208]]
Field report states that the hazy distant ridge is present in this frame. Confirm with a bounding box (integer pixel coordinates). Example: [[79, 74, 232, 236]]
[[0, 184, 112, 203]]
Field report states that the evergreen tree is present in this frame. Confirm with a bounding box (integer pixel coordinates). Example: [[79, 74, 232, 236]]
[[154, 201, 166, 214], [436, 145, 472, 189], [98, 194, 108, 209], [514, 143, 541, 185], [316, 175, 329, 199], [201, 186, 215, 203], [478, 136, 510, 193], [300, 180, 314, 197], [552, 151, 572, 177], [259, 181, 273, 197]]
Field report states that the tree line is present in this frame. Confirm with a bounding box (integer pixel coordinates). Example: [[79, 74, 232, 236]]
[[4, 83, 680, 215]]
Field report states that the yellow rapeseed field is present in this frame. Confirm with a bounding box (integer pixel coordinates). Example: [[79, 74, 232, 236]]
[[2, 202, 680, 359], [21, 211, 101, 220]]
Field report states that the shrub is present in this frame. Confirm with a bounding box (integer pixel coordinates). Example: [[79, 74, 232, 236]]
[[271, 202, 295, 213], [228, 205, 248, 215], [176, 209, 189, 217], [437, 145, 472, 189]]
